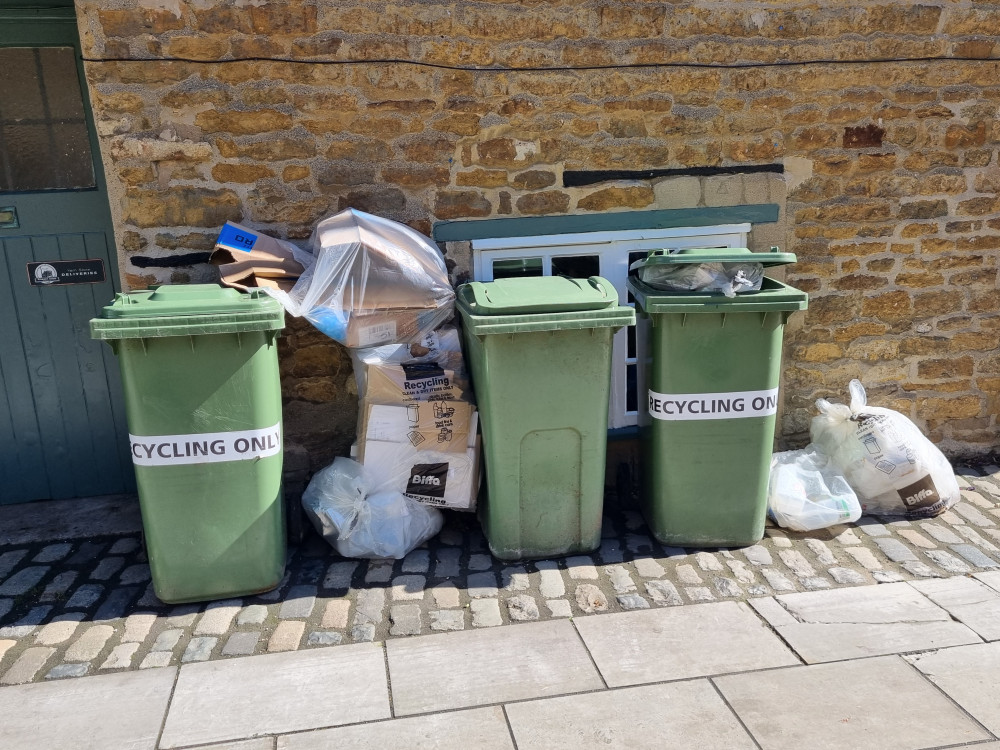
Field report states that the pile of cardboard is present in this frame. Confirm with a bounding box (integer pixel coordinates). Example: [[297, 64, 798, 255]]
[[210, 216, 479, 513], [353, 329, 480, 512], [210, 221, 310, 293]]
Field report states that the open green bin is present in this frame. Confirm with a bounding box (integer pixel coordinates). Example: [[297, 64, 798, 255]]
[[457, 276, 635, 560], [628, 249, 808, 548], [91, 284, 286, 603]]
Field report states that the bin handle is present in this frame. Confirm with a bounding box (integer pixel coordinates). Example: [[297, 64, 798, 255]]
[[587, 276, 606, 296]]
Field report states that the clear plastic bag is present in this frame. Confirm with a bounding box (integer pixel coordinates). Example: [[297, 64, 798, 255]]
[[768, 448, 862, 531], [809, 380, 960, 518], [301, 457, 443, 559], [266, 209, 456, 348], [632, 262, 764, 297]]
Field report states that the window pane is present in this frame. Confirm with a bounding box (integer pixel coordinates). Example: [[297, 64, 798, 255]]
[[627, 323, 637, 359], [0, 47, 95, 192], [552, 254, 600, 278], [4, 124, 54, 190], [51, 123, 95, 188], [0, 48, 45, 120], [626, 364, 638, 413], [41, 47, 86, 120], [492, 257, 543, 278]]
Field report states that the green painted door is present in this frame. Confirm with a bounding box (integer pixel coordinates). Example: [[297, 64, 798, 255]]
[[0, 3, 134, 503]]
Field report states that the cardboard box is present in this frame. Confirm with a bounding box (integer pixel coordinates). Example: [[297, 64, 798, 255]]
[[342, 306, 441, 349], [362, 438, 480, 511], [366, 362, 472, 404], [360, 407, 481, 511], [211, 222, 308, 292], [360, 401, 474, 457]]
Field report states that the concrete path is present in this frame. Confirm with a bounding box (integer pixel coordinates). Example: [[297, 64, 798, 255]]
[[1, 464, 1000, 747], [2, 584, 1000, 749]]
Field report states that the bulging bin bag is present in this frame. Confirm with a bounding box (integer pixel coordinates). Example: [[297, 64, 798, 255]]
[[302, 457, 443, 559], [630, 261, 764, 297], [267, 209, 455, 348], [768, 448, 862, 532], [810, 380, 960, 518]]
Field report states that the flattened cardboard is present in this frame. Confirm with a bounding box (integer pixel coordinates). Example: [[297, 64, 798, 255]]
[[211, 222, 306, 292]]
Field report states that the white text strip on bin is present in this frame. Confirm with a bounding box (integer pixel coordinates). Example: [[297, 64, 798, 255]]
[[648, 388, 779, 421], [129, 423, 282, 466]]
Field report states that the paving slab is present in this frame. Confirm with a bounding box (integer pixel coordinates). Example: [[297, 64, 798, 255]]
[[716, 655, 990, 750], [386, 619, 603, 715], [278, 706, 514, 750], [199, 740, 275, 750], [750, 582, 982, 663], [906, 642, 1000, 736], [975, 570, 1000, 593], [0, 666, 175, 750], [908, 576, 1000, 641], [573, 601, 799, 688], [505, 679, 757, 750], [0, 495, 141, 545], [159, 644, 390, 748]]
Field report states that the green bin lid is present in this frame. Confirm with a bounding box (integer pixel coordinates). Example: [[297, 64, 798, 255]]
[[457, 276, 634, 335], [459, 275, 619, 315], [90, 284, 285, 340], [629, 247, 796, 272]]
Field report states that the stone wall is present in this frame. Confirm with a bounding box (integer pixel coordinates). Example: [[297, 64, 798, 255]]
[[75, 0, 1000, 467]]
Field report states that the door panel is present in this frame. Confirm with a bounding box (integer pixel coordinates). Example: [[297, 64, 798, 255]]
[[0, 6, 134, 503]]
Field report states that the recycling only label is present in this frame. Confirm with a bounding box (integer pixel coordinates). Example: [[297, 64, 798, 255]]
[[129, 423, 281, 466], [648, 387, 779, 421]]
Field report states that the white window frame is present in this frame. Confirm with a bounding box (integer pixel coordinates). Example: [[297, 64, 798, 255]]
[[472, 223, 751, 429]]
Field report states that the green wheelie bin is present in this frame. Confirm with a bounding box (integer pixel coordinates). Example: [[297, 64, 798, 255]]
[[627, 249, 808, 548], [91, 284, 286, 603], [457, 276, 635, 560]]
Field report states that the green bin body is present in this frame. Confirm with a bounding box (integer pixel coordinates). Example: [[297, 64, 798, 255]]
[[457, 276, 635, 560], [91, 284, 286, 603], [628, 249, 807, 548]]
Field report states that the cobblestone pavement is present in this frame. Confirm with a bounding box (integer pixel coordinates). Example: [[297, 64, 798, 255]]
[[1, 465, 999, 686]]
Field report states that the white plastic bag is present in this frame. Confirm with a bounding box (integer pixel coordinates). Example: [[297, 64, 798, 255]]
[[266, 209, 455, 348], [810, 380, 960, 518], [301, 457, 443, 558], [631, 262, 764, 297], [768, 448, 862, 531]]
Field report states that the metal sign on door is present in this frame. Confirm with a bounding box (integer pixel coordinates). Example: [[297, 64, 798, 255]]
[[26, 259, 106, 286]]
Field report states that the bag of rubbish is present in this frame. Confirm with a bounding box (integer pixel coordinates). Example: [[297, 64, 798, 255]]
[[266, 208, 456, 348], [768, 448, 862, 531], [630, 261, 764, 297], [810, 379, 960, 518], [302, 457, 443, 559]]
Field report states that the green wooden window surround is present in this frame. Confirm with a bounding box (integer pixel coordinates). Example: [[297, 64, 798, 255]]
[[432, 204, 781, 243]]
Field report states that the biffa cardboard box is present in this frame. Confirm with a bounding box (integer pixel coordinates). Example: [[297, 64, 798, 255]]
[[359, 402, 480, 511]]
